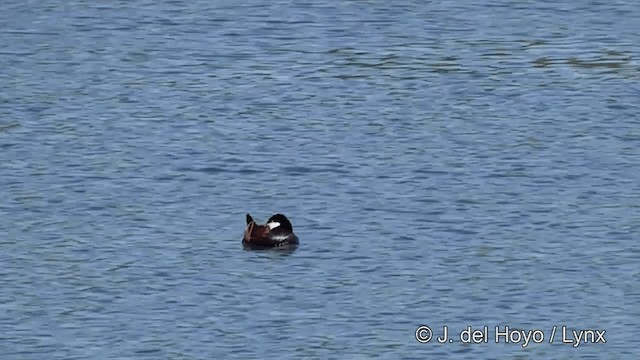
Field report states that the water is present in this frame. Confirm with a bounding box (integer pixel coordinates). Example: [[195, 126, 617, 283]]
[[1, 0, 639, 358]]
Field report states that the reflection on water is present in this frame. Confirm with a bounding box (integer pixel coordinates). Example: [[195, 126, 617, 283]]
[[1, 0, 639, 359]]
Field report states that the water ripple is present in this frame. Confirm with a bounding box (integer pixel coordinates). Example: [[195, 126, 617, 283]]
[[1, 0, 639, 359]]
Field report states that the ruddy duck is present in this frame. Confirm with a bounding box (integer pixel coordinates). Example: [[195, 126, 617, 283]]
[[243, 213, 299, 249]]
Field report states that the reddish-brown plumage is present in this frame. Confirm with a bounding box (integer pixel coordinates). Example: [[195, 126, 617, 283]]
[[242, 213, 299, 249], [243, 221, 271, 243]]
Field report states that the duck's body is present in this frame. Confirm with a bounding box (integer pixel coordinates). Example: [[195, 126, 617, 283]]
[[242, 213, 299, 249]]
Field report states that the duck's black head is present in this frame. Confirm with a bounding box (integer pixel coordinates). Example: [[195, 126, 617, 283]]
[[266, 213, 293, 233]]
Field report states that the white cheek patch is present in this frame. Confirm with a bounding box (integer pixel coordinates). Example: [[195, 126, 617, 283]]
[[266, 221, 281, 230]]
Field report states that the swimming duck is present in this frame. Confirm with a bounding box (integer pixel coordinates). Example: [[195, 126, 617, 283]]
[[243, 213, 299, 249]]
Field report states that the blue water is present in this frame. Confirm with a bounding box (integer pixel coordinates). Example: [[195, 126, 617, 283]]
[[1, 0, 639, 358]]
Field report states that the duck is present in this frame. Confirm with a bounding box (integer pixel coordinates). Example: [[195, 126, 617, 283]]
[[242, 213, 299, 249]]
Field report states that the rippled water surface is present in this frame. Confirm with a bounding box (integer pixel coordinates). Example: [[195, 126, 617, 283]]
[[1, 0, 639, 358]]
